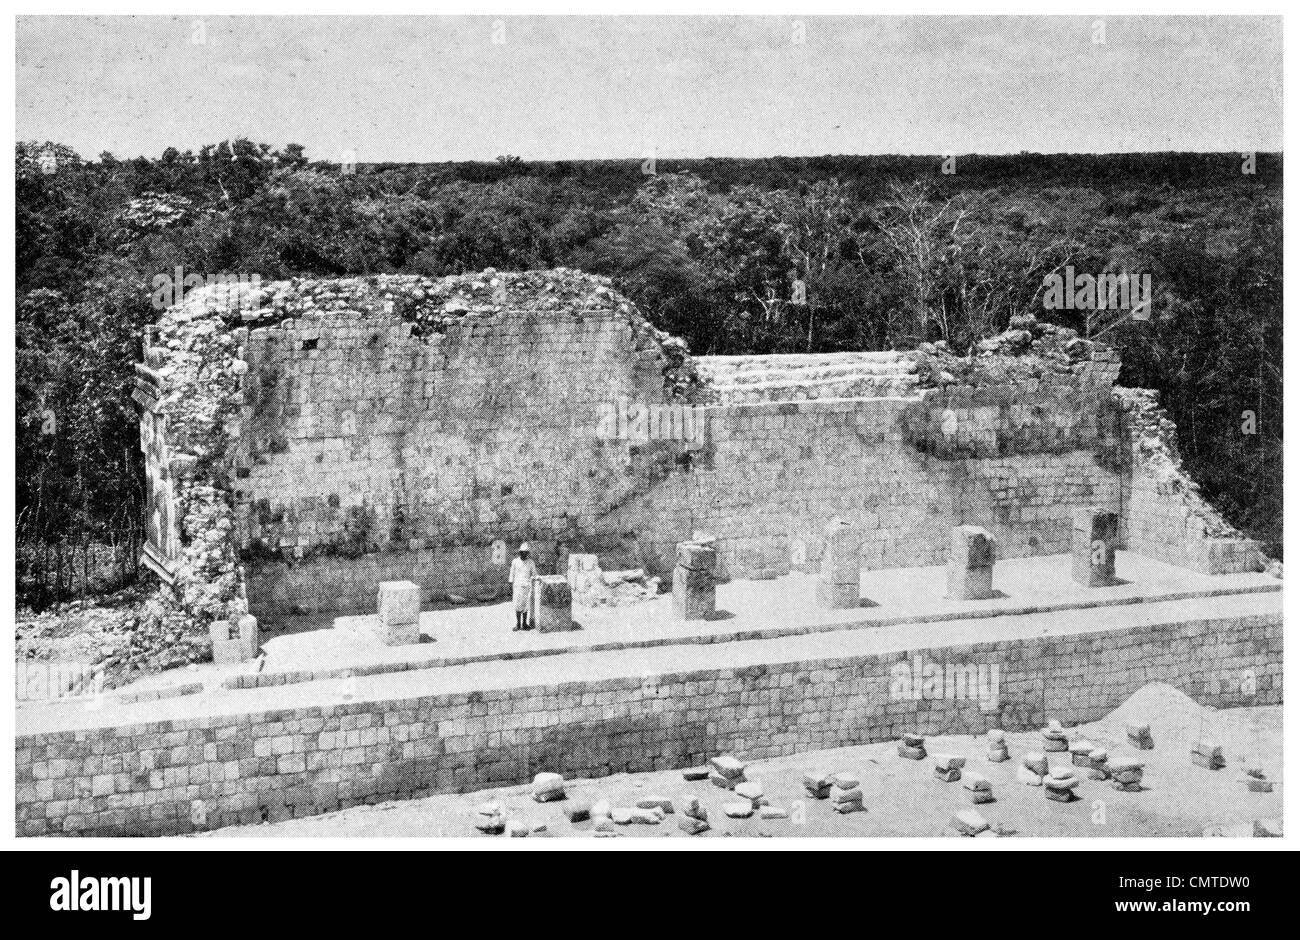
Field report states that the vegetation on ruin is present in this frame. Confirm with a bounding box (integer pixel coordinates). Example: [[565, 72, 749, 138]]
[[15, 141, 1282, 606]]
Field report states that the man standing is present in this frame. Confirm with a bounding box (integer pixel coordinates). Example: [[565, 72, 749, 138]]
[[509, 542, 538, 631]]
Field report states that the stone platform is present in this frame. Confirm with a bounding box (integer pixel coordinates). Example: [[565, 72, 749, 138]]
[[16, 568, 1281, 834], [248, 550, 1276, 685]]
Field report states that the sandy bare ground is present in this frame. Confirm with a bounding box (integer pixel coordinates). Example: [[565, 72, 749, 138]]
[[208, 683, 1282, 839]]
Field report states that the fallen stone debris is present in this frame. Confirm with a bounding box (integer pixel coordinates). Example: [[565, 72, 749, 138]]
[[950, 809, 990, 837], [678, 795, 710, 835], [473, 801, 505, 834], [1019, 751, 1049, 786], [986, 729, 1010, 763], [531, 772, 566, 803], [898, 732, 927, 760], [829, 772, 864, 814], [709, 754, 747, 790], [1242, 768, 1274, 793], [1041, 719, 1070, 752], [933, 754, 965, 783], [1191, 739, 1226, 771], [1044, 767, 1080, 803], [962, 770, 995, 804], [1109, 758, 1145, 792], [1125, 720, 1155, 750], [803, 770, 834, 800]]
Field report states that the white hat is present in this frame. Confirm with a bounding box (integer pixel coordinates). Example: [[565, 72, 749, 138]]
[[518, 542, 530, 552]]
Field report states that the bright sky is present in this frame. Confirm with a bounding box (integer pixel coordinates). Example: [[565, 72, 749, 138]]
[[16, 15, 1283, 162]]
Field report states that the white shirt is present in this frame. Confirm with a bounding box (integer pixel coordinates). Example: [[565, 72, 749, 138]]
[[509, 556, 537, 588]]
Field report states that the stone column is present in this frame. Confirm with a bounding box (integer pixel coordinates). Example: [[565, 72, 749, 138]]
[[1072, 508, 1118, 587], [816, 518, 861, 609], [673, 541, 716, 620], [532, 575, 574, 633], [209, 620, 245, 665], [947, 525, 996, 600], [376, 580, 422, 645], [237, 614, 260, 660]]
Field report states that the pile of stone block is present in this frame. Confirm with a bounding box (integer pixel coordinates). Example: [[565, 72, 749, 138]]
[[933, 754, 965, 783], [898, 732, 927, 760], [947, 525, 996, 600], [1018, 751, 1049, 786], [1109, 758, 1145, 792], [374, 580, 422, 646], [673, 541, 717, 621], [678, 795, 710, 834], [1067, 741, 1109, 779], [803, 770, 834, 799], [567, 554, 662, 608], [1044, 767, 1080, 802], [1242, 767, 1273, 793], [829, 772, 863, 814], [734, 781, 766, 808], [709, 754, 746, 790], [474, 801, 505, 834], [1126, 720, 1155, 750], [816, 518, 861, 610], [209, 614, 259, 665], [963, 771, 994, 804], [1041, 719, 1069, 752], [1191, 739, 1226, 770], [986, 729, 1009, 763]]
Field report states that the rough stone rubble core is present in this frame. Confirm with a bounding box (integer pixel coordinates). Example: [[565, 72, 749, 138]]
[[132, 268, 1265, 636]]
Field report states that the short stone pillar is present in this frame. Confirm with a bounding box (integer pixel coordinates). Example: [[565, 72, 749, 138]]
[[376, 580, 422, 645], [947, 525, 996, 600], [532, 575, 574, 633], [237, 614, 260, 659], [1072, 508, 1118, 587], [673, 541, 716, 620], [816, 518, 861, 610], [209, 620, 243, 665]]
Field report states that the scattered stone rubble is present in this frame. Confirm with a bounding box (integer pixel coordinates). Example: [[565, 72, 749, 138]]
[[567, 554, 662, 608]]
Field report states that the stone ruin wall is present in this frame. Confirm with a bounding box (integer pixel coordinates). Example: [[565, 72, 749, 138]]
[[135, 269, 1263, 628]]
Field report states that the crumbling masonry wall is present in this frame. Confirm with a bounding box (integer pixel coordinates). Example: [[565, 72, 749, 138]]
[[137, 270, 1264, 627]]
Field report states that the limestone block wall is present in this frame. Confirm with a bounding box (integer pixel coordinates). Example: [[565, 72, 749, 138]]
[[599, 388, 1124, 582], [139, 270, 1263, 627], [1117, 388, 1261, 574], [233, 301, 701, 616], [15, 608, 1281, 836]]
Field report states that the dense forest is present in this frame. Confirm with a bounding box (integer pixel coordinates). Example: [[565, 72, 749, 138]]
[[15, 142, 1282, 607]]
